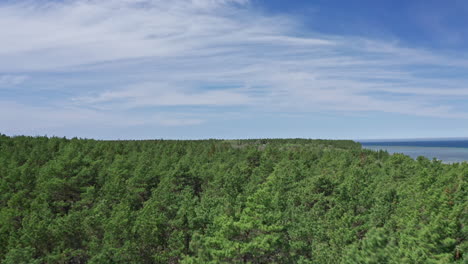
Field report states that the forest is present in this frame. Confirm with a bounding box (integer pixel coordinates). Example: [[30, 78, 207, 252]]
[[0, 134, 466, 263]]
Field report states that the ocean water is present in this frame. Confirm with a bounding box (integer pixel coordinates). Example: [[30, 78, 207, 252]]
[[361, 140, 468, 163]]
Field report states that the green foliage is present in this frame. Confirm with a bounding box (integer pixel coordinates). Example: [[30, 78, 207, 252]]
[[0, 135, 466, 263]]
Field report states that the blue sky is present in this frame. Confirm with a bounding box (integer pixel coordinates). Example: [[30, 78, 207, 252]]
[[1, 0, 468, 139]]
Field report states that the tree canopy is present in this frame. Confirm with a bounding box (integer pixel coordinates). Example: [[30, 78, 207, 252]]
[[0, 135, 466, 263]]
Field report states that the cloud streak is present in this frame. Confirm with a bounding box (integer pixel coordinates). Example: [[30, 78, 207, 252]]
[[0, 75, 29, 87]]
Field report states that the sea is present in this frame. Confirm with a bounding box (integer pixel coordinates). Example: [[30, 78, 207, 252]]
[[360, 140, 468, 163]]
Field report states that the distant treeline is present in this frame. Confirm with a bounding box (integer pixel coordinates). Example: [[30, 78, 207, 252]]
[[0, 135, 466, 263]]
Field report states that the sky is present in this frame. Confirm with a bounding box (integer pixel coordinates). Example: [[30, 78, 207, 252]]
[[1, 0, 468, 140]]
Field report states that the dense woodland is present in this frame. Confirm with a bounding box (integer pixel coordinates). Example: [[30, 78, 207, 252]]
[[0, 134, 466, 263]]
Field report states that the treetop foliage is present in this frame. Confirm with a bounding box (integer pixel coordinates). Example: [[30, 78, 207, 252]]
[[0, 135, 466, 263]]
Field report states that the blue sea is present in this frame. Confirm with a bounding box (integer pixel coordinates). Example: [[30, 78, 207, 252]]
[[360, 140, 468, 163]]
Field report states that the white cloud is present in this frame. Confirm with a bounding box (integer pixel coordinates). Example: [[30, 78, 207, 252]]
[[0, 0, 338, 72], [1, 0, 468, 133]]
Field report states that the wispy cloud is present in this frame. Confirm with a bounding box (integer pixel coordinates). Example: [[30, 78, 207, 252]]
[[1, 0, 468, 136], [0, 75, 29, 87], [72, 82, 254, 108], [0, 100, 204, 136]]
